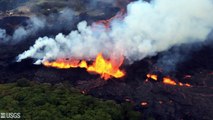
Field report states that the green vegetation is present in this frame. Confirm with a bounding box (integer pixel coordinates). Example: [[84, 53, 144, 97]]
[[0, 79, 141, 120]]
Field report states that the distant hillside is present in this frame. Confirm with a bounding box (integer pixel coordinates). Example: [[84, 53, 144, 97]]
[[0, 0, 29, 11], [0, 0, 88, 15]]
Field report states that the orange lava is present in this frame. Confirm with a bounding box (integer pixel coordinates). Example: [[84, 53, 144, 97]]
[[87, 53, 124, 80], [43, 59, 80, 69], [163, 77, 192, 87], [163, 77, 177, 86], [146, 74, 192, 87], [184, 83, 191, 87], [147, 74, 158, 81], [43, 53, 125, 80]]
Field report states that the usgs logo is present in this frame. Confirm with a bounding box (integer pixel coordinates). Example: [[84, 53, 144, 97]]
[[0, 113, 21, 119]]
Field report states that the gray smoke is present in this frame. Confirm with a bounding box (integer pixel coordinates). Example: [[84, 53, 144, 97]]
[[0, 8, 76, 44], [17, 0, 213, 65], [0, 16, 46, 44], [0, 29, 7, 42], [12, 16, 46, 43], [155, 44, 199, 73], [156, 36, 213, 74], [48, 8, 76, 31]]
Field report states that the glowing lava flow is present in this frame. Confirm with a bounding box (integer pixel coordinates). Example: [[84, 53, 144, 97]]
[[43, 53, 125, 80], [163, 77, 192, 87], [43, 59, 80, 69], [146, 74, 191, 87], [147, 74, 158, 81], [163, 77, 177, 86]]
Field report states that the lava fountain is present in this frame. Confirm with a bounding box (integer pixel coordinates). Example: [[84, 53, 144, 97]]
[[43, 53, 125, 80]]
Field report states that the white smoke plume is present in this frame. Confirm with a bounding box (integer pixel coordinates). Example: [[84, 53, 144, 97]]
[[17, 0, 213, 64]]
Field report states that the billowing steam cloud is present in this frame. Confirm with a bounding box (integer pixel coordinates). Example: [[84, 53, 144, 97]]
[[17, 0, 213, 65]]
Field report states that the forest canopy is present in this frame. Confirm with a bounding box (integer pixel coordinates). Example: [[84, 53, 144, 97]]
[[0, 79, 141, 120]]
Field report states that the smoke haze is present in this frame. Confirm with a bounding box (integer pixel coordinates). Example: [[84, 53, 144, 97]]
[[0, 28, 7, 42], [0, 8, 76, 44], [17, 0, 213, 65]]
